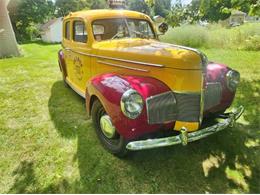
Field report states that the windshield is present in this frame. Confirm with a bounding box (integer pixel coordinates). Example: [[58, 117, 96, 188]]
[[92, 18, 156, 41]]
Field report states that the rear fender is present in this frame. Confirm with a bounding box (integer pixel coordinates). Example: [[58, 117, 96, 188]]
[[58, 49, 67, 77], [86, 73, 174, 140]]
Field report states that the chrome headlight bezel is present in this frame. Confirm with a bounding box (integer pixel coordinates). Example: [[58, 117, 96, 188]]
[[226, 70, 240, 92], [120, 89, 144, 119]]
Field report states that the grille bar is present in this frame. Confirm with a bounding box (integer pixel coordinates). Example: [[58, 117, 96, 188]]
[[204, 82, 222, 111], [146, 92, 201, 124]]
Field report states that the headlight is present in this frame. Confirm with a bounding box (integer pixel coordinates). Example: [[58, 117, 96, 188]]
[[120, 89, 144, 119], [226, 70, 240, 92]]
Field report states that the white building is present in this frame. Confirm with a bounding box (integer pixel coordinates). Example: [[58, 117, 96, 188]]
[[40, 17, 63, 43], [0, 0, 20, 58]]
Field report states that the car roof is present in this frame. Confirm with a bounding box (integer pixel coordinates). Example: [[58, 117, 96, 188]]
[[63, 9, 150, 21]]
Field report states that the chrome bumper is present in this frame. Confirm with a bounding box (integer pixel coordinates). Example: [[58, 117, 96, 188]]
[[126, 106, 244, 151]]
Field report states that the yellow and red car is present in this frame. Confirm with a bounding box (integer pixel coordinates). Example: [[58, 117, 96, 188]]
[[58, 9, 244, 156]]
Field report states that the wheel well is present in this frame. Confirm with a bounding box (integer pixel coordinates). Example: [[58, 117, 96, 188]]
[[89, 95, 98, 116]]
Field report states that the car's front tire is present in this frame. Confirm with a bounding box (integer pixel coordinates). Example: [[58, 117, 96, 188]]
[[91, 100, 128, 157]]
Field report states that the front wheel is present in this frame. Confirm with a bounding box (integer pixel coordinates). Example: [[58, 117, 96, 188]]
[[91, 100, 128, 157]]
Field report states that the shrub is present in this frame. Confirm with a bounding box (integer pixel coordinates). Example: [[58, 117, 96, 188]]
[[162, 25, 209, 48], [161, 23, 260, 51], [244, 35, 260, 51]]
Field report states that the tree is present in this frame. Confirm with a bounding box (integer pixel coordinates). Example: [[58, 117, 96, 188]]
[[153, 0, 171, 17], [166, 0, 201, 27], [187, 0, 201, 22], [8, 0, 55, 42], [55, 0, 91, 17], [145, 0, 155, 8], [164, 0, 260, 27], [199, 0, 232, 22], [128, 0, 151, 15], [249, 0, 260, 16], [231, 0, 251, 13], [90, 0, 108, 9], [166, 0, 185, 27]]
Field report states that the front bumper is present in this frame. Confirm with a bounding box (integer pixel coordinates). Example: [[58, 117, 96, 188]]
[[126, 106, 244, 151]]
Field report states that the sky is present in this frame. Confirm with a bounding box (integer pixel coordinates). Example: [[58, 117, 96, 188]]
[[172, 0, 192, 5], [182, 0, 192, 4]]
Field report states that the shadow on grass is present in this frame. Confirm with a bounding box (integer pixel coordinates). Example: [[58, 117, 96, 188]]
[[9, 79, 260, 193]]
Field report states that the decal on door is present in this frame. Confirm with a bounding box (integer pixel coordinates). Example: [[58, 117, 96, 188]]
[[73, 56, 83, 81]]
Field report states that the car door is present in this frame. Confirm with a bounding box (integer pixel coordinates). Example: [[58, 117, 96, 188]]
[[70, 19, 91, 95], [62, 20, 74, 82]]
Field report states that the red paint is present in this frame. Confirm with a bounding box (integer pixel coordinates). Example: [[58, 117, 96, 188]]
[[86, 74, 174, 140], [204, 62, 235, 114], [58, 50, 67, 77], [85, 63, 238, 140]]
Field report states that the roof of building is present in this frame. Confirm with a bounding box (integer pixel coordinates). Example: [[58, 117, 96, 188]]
[[40, 17, 63, 31], [63, 9, 149, 21], [231, 10, 247, 16]]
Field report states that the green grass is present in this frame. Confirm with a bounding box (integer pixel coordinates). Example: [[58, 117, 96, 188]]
[[0, 43, 259, 193], [161, 23, 260, 50]]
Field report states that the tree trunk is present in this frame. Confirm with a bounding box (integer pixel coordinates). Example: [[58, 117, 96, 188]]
[[0, 0, 20, 58]]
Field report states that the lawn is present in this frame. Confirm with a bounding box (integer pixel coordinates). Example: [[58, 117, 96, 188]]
[[0, 43, 259, 193]]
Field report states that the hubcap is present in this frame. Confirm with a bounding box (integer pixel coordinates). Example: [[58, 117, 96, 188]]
[[100, 115, 116, 139]]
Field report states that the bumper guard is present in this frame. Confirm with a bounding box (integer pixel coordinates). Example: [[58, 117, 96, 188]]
[[126, 106, 244, 151]]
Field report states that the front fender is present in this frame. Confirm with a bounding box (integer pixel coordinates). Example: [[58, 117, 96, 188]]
[[86, 73, 174, 140], [205, 62, 236, 114]]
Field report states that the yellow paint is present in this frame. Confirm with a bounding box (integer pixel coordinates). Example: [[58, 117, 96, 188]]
[[174, 121, 199, 132], [62, 9, 204, 131]]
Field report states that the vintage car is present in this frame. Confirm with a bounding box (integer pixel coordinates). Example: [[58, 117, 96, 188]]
[[58, 9, 244, 156]]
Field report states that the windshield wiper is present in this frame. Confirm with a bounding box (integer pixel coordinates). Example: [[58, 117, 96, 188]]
[[111, 31, 123, 40], [128, 29, 150, 38]]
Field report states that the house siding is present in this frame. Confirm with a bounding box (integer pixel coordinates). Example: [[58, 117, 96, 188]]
[[41, 18, 62, 43]]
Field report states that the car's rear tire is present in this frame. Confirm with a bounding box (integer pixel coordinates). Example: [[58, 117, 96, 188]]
[[91, 100, 128, 157]]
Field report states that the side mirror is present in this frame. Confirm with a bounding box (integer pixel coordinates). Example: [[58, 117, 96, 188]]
[[158, 22, 169, 34]]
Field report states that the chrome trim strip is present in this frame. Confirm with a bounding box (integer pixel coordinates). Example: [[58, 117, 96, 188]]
[[162, 43, 208, 125], [146, 91, 174, 102], [65, 78, 85, 99], [126, 106, 244, 151], [172, 90, 201, 95], [199, 73, 205, 124], [98, 60, 149, 72], [62, 46, 164, 68], [166, 43, 208, 69], [64, 47, 71, 51]]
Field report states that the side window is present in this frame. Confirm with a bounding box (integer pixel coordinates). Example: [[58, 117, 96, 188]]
[[65, 21, 70, 40], [73, 21, 87, 43]]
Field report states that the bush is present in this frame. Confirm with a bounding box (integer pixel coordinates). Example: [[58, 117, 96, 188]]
[[161, 23, 260, 50], [161, 25, 209, 48]]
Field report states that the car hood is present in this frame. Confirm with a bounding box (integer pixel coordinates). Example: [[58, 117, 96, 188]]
[[92, 38, 204, 70]]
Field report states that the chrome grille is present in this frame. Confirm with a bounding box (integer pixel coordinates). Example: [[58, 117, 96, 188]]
[[174, 93, 201, 122], [146, 92, 201, 124], [146, 92, 177, 124], [204, 82, 222, 111]]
